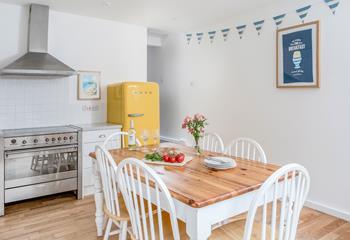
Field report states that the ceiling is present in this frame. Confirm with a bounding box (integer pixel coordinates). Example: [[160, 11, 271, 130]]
[[0, 0, 279, 32]]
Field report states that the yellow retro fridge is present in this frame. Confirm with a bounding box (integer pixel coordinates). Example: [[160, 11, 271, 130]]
[[107, 82, 160, 146]]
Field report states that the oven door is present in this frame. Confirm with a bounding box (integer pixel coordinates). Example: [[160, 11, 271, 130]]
[[4, 145, 78, 189]]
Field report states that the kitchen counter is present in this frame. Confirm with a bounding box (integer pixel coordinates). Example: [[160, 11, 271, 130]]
[[74, 123, 122, 132]]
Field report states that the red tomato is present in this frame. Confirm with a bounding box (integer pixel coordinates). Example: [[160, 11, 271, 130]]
[[169, 156, 176, 163], [162, 154, 169, 162], [175, 153, 185, 163]]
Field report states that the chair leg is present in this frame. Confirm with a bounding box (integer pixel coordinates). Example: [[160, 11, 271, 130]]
[[104, 218, 113, 240], [119, 221, 128, 240]]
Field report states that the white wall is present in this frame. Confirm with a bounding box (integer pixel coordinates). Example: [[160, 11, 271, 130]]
[[157, 1, 350, 220], [0, 2, 147, 129]]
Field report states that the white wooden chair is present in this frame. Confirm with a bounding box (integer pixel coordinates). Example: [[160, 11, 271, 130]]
[[243, 163, 310, 240], [95, 145, 130, 240], [212, 138, 267, 229], [116, 158, 181, 240], [199, 132, 224, 153], [103, 131, 141, 149], [225, 138, 267, 163]]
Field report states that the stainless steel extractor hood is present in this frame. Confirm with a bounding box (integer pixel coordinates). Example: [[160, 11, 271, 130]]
[[1, 4, 76, 77]]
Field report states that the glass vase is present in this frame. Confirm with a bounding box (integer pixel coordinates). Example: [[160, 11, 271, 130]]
[[194, 137, 201, 155]]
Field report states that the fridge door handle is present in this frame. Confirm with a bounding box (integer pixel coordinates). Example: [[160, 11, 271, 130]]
[[128, 113, 144, 117]]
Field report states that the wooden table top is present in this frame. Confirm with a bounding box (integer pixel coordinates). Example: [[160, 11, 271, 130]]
[[89, 144, 280, 208]]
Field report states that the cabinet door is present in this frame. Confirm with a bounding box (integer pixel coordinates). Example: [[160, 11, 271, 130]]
[[81, 129, 122, 196], [82, 143, 97, 169]]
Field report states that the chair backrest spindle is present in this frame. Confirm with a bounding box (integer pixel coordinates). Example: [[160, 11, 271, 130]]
[[243, 163, 310, 240], [225, 138, 267, 163], [117, 158, 180, 240], [199, 132, 224, 153], [95, 145, 121, 217]]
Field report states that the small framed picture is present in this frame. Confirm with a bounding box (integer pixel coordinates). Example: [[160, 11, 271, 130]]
[[78, 71, 101, 100], [276, 21, 320, 88]]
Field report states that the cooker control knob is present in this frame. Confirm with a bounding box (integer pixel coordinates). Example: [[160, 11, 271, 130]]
[[52, 138, 56, 142], [45, 138, 50, 142], [58, 137, 62, 141], [22, 140, 27, 145], [33, 139, 38, 144], [69, 136, 74, 140], [11, 139, 16, 144], [63, 136, 68, 141]]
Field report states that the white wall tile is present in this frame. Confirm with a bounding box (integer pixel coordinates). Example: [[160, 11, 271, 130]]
[[0, 2, 147, 129]]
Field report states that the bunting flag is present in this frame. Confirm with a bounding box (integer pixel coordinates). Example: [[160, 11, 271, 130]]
[[196, 32, 204, 44], [221, 28, 230, 41], [208, 31, 216, 43], [183, 1, 342, 46], [236, 25, 247, 39], [186, 33, 192, 44], [296, 5, 312, 23], [324, 0, 340, 15], [273, 14, 286, 28], [253, 20, 265, 35]]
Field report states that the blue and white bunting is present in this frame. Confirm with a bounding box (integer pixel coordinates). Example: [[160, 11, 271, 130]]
[[221, 28, 230, 41], [208, 31, 216, 43], [296, 5, 311, 23], [253, 20, 265, 35], [236, 25, 247, 39], [273, 14, 286, 28], [183, 2, 343, 45], [186, 33, 192, 44], [196, 32, 204, 44], [324, 0, 340, 15]]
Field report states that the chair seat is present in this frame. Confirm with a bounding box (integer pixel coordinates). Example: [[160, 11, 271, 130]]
[[104, 194, 159, 223], [211, 219, 277, 240], [128, 211, 188, 240]]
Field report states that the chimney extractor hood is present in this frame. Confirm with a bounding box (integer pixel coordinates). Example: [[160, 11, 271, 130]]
[[1, 4, 76, 77]]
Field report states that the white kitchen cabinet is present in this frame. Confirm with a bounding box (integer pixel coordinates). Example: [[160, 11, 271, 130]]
[[77, 123, 122, 197]]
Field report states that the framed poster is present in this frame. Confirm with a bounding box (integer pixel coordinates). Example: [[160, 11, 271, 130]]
[[78, 71, 101, 100], [276, 21, 319, 88]]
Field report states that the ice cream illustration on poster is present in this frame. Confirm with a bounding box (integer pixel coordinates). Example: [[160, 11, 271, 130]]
[[293, 51, 302, 69], [282, 29, 313, 84]]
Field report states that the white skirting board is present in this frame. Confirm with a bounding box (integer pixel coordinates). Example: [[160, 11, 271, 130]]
[[305, 200, 350, 222], [160, 135, 350, 223]]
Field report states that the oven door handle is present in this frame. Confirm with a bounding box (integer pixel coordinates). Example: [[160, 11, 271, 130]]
[[5, 145, 78, 159]]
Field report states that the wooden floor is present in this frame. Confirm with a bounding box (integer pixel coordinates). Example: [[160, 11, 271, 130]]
[[0, 193, 349, 240]]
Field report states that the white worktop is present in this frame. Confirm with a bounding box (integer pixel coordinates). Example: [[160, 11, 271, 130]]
[[74, 123, 122, 132]]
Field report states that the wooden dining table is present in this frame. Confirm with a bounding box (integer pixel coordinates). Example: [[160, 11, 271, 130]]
[[89, 143, 280, 240]]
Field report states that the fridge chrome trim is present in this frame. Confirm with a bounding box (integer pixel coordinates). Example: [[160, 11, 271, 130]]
[[128, 113, 145, 117]]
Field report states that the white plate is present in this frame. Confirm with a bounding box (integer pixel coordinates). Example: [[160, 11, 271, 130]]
[[142, 155, 193, 167], [204, 157, 236, 170]]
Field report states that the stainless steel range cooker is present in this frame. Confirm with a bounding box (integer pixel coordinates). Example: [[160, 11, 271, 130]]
[[0, 126, 82, 216]]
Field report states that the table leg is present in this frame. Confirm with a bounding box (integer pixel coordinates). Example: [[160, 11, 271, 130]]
[[93, 159, 104, 237], [185, 208, 212, 240]]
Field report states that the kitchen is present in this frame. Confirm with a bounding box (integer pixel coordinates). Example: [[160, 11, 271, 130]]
[[1, 0, 350, 240]]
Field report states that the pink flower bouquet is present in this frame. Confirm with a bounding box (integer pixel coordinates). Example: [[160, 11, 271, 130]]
[[182, 114, 208, 153]]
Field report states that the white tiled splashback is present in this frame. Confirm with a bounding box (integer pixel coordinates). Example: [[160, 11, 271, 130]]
[[0, 77, 106, 129]]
